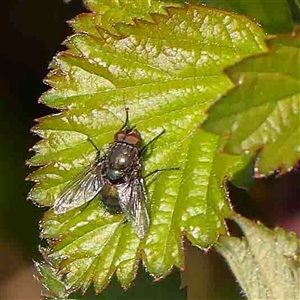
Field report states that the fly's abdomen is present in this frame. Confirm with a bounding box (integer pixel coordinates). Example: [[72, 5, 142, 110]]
[[99, 184, 121, 213]]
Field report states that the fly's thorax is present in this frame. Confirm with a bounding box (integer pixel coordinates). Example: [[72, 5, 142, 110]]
[[107, 168, 123, 181], [107, 142, 139, 181]]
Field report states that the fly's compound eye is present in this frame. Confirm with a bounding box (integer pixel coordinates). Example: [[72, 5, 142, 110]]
[[124, 132, 141, 146], [114, 130, 141, 146], [114, 131, 126, 142]]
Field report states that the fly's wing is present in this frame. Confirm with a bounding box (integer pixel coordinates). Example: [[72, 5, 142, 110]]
[[117, 175, 150, 239], [53, 158, 105, 214]]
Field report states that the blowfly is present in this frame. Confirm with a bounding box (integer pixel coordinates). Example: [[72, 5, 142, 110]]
[[53, 108, 174, 239]]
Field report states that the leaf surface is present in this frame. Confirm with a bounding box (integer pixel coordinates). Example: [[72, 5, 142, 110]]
[[75, 0, 182, 35], [203, 28, 300, 175], [216, 215, 300, 300], [194, 0, 295, 33], [29, 1, 267, 294]]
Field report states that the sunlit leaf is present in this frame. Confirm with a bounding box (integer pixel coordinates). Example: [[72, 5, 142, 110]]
[[34, 261, 68, 299], [28, 1, 267, 294], [192, 0, 295, 33], [203, 27, 300, 175], [70, 268, 186, 300], [72, 0, 183, 35], [216, 214, 300, 300]]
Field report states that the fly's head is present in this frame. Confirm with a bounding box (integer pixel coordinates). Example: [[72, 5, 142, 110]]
[[114, 127, 142, 147]]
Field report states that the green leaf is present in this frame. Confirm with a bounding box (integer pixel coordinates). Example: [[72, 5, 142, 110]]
[[71, 268, 186, 300], [202, 28, 300, 175], [191, 0, 295, 33], [37, 262, 186, 300], [41, 203, 139, 293], [34, 261, 68, 299], [216, 214, 300, 300], [29, 1, 267, 295], [73, 0, 182, 35], [296, 0, 300, 11]]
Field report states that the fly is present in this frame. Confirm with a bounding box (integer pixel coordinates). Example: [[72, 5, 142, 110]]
[[53, 108, 177, 239]]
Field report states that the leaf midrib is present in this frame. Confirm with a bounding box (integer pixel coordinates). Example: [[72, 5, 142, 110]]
[[46, 73, 225, 103]]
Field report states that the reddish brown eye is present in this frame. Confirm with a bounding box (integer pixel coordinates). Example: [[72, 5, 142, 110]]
[[125, 133, 140, 146], [114, 129, 141, 145], [114, 131, 126, 141]]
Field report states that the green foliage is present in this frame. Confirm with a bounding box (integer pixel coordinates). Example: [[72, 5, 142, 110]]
[[217, 214, 300, 300], [28, 2, 267, 294], [35, 262, 186, 300], [34, 261, 67, 299], [76, 0, 183, 35], [28, 0, 300, 298], [190, 0, 295, 33], [203, 28, 300, 175]]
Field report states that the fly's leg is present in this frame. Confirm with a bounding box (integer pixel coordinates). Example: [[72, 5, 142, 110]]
[[87, 137, 101, 159], [140, 129, 166, 155], [144, 167, 180, 179], [119, 107, 130, 131], [144, 167, 180, 187]]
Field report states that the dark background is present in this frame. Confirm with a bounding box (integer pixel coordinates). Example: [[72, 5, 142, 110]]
[[0, 1, 85, 298], [0, 1, 299, 299]]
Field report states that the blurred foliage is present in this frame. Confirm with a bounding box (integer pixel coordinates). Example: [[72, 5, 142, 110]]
[[217, 214, 300, 300]]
